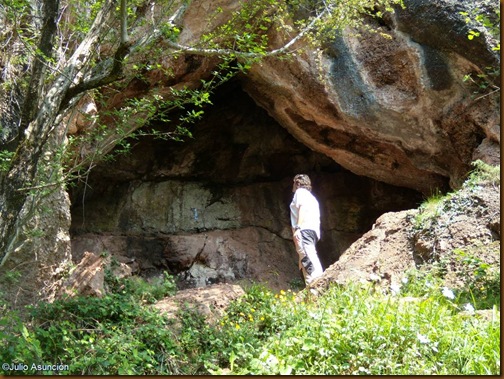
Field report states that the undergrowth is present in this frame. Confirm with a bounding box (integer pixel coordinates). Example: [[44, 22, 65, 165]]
[[0, 160, 500, 375], [0, 266, 499, 375]]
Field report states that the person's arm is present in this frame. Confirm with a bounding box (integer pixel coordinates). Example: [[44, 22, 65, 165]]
[[296, 205, 306, 229], [293, 204, 305, 238]]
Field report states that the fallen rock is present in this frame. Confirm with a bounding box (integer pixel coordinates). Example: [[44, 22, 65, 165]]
[[311, 209, 419, 292], [153, 283, 245, 324], [56, 251, 132, 299]]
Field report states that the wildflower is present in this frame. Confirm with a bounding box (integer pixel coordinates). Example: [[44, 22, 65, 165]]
[[442, 287, 455, 300], [390, 283, 401, 295], [463, 303, 475, 314], [260, 316, 265, 321], [401, 277, 408, 284], [266, 354, 279, 367], [235, 324, 240, 330], [280, 289, 286, 295], [417, 333, 430, 344], [239, 312, 245, 317]]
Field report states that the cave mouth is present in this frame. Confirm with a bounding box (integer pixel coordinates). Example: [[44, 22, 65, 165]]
[[69, 81, 423, 290]]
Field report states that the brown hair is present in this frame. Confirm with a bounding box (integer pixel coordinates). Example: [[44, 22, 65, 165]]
[[293, 174, 312, 191]]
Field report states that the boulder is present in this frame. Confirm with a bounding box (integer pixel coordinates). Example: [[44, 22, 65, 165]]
[[312, 174, 500, 293], [56, 251, 132, 299], [241, 0, 499, 193], [153, 283, 246, 324]]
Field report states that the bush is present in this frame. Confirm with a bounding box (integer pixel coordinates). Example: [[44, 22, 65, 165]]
[[0, 274, 183, 375], [0, 251, 499, 375]]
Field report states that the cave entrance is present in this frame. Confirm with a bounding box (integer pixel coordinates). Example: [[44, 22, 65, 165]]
[[69, 81, 423, 290]]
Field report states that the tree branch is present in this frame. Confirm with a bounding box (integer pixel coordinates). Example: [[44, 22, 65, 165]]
[[59, 0, 131, 110], [19, 0, 60, 135], [164, 7, 328, 59]]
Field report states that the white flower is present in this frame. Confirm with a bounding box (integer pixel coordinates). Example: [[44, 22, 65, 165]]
[[265, 354, 278, 367], [463, 303, 475, 314], [401, 277, 409, 284], [369, 273, 381, 282], [417, 333, 430, 344], [390, 283, 401, 295], [442, 287, 455, 300]]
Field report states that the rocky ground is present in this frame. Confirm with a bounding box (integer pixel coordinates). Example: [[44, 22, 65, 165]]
[[312, 163, 500, 294]]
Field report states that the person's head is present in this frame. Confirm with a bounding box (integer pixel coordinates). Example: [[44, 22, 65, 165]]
[[293, 174, 312, 192]]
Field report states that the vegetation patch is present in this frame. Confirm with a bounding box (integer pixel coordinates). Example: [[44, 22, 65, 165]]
[[1, 264, 499, 375]]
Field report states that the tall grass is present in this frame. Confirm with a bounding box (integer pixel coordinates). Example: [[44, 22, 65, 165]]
[[0, 268, 500, 375], [213, 280, 499, 375]]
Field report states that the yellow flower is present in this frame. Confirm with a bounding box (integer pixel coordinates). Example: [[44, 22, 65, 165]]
[[235, 324, 240, 330], [239, 312, 245, 317], [260, 317, 265, 321], [280, 290, 286, 295]]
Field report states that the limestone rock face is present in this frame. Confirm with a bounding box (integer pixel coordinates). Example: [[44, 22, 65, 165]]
[[69, 0, 499, 292], [240, 0, 500, 193], [70, 87, 422, 290]]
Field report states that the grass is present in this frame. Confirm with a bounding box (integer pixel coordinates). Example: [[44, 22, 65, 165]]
[[0, 160, 500, 375], [414, 160, 500, 231], [213, 279, 499, 375], [0, 268, 499, 375]]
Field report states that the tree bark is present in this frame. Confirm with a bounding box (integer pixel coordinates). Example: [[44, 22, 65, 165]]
[[0, 0, 127, 307]]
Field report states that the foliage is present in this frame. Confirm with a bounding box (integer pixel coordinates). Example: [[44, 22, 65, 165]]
[[105, 269, 177, 304], [0, 150, 14, 172], [460, 0, 500, 99], [460, 0, 500, 50], [414, 160, 499, 230], [413, 189, 452, 230], [465, 159, 500, 187], [0, 273, 182, 375], [1, 268, 498, 375]]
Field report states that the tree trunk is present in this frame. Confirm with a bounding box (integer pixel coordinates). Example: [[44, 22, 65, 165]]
[[0, 0, 122, 308]]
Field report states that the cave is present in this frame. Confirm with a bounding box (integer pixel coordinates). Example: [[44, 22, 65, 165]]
[[69, 81, 423, 290]]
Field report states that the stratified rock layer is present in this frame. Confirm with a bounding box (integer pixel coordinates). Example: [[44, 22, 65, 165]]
[[70, 0, 499, 291], [70, 87, 422, 289]]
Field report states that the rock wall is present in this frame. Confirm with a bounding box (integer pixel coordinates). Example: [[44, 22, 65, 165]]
[[241, 0, 500, 193], [312, 168, 500, 294], [69, 0, 499, 291], [70, 85, 422, 289], [76, 0, 499, 196]]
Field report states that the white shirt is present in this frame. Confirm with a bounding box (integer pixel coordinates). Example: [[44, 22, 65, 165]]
[[290, 188, 321, 239]]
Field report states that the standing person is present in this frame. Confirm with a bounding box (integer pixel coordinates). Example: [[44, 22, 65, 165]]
[[290, 174, 324, 285]]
